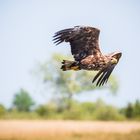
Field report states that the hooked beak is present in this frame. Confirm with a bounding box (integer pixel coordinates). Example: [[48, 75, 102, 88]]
[[111, 58, 118, 64]]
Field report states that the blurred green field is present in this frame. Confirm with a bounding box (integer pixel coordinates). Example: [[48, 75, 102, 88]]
[[0, 120, 140, 140]]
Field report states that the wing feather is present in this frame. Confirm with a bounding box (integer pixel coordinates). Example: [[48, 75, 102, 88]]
[[53, 26, 101, 61], [92, 64, 116, 86]]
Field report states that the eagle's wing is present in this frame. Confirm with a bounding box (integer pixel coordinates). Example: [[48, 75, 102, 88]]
[[53, 26, 101, 61], [92, 64, 116, 86]]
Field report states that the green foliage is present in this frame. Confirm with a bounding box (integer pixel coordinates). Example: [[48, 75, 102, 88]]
[[36, 99, 125, 121], [1, 99, 140, 120], [61, 101, 85, 120], [5, 110, 39, 119], [121, 100, 140, 120], [125, 103, 134, 119], [36, 105, 47, 116], [0, 104, 6, 118], [12, 89, 35, 112], [95, 106, 124, 120], [133, 100, 140, 118], [60, 99, 124, 120], [35, 102, 57, 117], [35, 98, 124, 121]]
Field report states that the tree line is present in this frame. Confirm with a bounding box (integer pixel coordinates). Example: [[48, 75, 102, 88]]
[[0, 88, 140, 120]]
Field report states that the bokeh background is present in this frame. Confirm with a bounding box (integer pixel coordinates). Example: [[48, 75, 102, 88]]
[[0, 0, 140, 140]]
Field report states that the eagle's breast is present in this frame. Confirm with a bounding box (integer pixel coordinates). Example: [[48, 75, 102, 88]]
[[80, 55, 108, 71]]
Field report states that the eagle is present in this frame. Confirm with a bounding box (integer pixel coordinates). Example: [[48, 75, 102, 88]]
[[53, 26, 122, 86]]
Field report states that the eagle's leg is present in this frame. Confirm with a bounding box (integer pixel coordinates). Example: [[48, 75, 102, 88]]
[[61, 60, 80, 71]]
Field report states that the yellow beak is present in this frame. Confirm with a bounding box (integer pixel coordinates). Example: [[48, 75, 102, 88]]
[[111, 58, 118, 64]]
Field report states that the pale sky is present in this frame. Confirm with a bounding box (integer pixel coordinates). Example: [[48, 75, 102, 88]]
[[0, 0, 140, 107]]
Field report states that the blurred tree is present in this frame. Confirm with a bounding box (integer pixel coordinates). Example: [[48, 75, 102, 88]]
[[35, 53, 119, 110], [94, 101, 124, 121], [36, 102, 57, 117], [133, 100, 140, 117], [125, 103, 134, 119], [36, 105, 47, 116], [12, 89, 35, 112], [0, 104, 6, 118]]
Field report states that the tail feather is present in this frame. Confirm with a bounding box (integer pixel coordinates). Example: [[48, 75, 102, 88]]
[[61, 60, 80, 71]]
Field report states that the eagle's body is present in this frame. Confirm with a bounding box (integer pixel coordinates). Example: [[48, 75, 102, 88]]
[[53, 26, 122, 86], [80, 54, 109, 71]]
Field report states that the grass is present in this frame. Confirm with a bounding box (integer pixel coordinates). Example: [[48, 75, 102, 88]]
[[0, 131, 140, 140], [0, 120, 140, 140]]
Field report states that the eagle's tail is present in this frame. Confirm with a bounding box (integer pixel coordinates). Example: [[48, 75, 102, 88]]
[[61, 60, 80, 71]]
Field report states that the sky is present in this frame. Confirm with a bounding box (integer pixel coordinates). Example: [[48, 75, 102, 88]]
[[0, 0, 140, 107]]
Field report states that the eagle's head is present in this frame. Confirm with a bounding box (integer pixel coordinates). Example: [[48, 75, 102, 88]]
[[92, 51, 122, 86], [109, 51, 122, 65]]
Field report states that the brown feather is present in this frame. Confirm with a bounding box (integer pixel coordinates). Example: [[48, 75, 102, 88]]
[[53, 26, 101, 61]]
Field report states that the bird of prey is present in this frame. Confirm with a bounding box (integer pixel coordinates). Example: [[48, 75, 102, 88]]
[[53, 26, 122, 86]]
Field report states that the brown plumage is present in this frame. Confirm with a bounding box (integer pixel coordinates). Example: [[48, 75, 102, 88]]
[[53, 26, 122, 86]]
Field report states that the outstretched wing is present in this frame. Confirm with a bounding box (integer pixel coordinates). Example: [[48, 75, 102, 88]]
[[92, 64, 116, 86], [53, 26, 101, 61]]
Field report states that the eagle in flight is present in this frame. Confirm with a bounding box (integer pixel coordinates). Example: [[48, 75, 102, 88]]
[[53, 26, 122, 86]]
